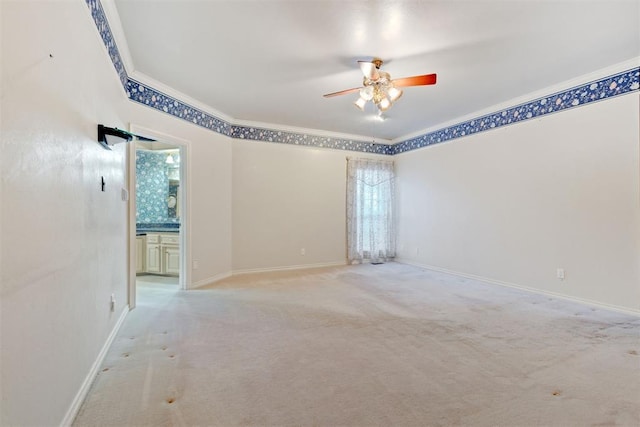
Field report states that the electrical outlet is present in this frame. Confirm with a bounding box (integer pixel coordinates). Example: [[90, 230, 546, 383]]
[[557, 268, 565, 281], [193, 260, 199, 270], [300, 248, 306, 256], [110, 294, 116, 312]]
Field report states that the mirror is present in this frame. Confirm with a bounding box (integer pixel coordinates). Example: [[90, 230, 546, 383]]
[[168, 171, 179, 219]]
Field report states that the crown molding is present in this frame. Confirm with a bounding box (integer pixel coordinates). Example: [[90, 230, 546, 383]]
[[125, 78, 394, 154], [99, 0, 136, 75], [127, 72, 393, 154], [230, 123, 393, 155], [128, 70, 235, 124], [84, 0, 127, 90], [126, 77, 234, 136], [232, 117, 392, 145], [392, 65, 639, 155], [392, 57, 640, 145], [85, 0, 639, 156]]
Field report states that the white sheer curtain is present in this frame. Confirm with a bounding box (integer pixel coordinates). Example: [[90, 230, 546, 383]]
[[346, 157, 396, 263]]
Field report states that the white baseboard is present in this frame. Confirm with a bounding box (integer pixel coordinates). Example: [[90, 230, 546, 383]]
[[395, 258, 640, 317], [60, 304, 130, 426], [190, 271, 233, 289], [188, 261, 348, 288], [233, 261, 347, 276]]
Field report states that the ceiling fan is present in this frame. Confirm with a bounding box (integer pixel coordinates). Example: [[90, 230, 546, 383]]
[[323, 58, 437, 115]]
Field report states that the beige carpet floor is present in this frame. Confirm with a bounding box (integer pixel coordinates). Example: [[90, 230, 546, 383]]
[[74, 263, 640, 426]]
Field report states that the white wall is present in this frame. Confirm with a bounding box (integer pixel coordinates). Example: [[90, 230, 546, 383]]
[[232, 140, 385, 271], [396, 93, 640, 312], [127, 103, 233, 287], [1, 1, 130, 424], [1, 0, 637, 425], [0, 1, 233, 424]]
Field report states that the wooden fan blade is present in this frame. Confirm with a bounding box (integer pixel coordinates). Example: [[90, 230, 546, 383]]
[[323, 87, 362, 98], [392, 73, 437, 87], [358, 61, 380, 81]]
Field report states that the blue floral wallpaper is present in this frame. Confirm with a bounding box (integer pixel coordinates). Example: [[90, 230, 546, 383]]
[[136, 151, 179, 224], [86, 0, 639, 156]]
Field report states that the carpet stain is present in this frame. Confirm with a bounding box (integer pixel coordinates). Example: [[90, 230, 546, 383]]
[[122, 353, 130, 358], [74, 264, 640, 426], [101, 368, 109, 372]]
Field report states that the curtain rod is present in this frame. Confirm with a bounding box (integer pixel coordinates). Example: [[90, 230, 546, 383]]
[[346, 156, 394, 163]]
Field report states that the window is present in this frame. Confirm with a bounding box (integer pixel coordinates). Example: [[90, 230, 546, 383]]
[[346, 158, 396, 263]]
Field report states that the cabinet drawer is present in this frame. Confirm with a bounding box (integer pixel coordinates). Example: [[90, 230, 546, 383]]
[[146, 234, 160, 244], [161, 234, 179, 245]]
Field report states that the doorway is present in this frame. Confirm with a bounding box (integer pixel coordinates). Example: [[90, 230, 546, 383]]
[[127, 125, 190, 309]]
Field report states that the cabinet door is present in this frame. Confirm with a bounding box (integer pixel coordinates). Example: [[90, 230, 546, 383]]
[[135, 237, 145, 274], [163, 246, 180, 275], [146, 244, 162, 274]]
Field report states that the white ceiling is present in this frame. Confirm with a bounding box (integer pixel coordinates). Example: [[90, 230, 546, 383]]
[[112, 0, 639, 141]]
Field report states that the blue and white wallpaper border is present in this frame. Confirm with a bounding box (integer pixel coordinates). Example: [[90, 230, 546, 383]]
[[86, 0, 639, 156], [393, 67, 639, 155], [231, 125, 394, 155], [85, 0, 128, 90], [126, 79, 234, 137]]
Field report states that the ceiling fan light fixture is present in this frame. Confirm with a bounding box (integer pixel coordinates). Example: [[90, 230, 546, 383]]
[[324, 58, 436, 116], [387, 86, 403, 102], [359, 86, 374, 101], [359, 60, 379, 80], [378, 97, 391, 111]]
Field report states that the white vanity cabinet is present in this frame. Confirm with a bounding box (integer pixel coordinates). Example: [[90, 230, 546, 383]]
[[161, 234, 180, 275], [145, 235, 162, 274], [143, 233, 179, 276]]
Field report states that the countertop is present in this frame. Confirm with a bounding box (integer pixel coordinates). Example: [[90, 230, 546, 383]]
[[136, 223, 180, 235], [136, 229, 180, 235]]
